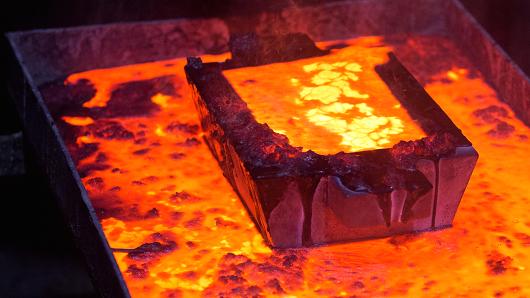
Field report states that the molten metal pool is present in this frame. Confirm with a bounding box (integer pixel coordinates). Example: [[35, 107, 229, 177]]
[[39, 35, 530, 297]]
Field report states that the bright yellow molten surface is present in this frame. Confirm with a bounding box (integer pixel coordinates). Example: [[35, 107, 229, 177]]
[[223, 40, 426, 154]]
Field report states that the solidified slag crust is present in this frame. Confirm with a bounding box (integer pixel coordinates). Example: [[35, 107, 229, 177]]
[[226, 32, 328, 68], [185, 36, 478, 247]]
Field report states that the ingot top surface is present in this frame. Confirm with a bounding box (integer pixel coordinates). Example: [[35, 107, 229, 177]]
[[223, 39, 427, 154]]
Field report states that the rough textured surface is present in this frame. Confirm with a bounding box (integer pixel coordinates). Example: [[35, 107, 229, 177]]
[[7, 18, 229, 86], [226, 32, 328, 67], [225, 0, 446, 41]]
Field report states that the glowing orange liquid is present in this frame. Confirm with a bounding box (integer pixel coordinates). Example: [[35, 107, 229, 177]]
[[224, 40, 426, 154], [58, 36, 530, 297]]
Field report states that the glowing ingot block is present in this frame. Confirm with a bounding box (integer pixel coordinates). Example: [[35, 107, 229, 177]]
[[185, 36, 477, 248]]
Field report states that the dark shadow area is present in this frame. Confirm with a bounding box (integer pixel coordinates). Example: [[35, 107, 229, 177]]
[[0, 147, 97, 297], [460, 0, 530, 77]]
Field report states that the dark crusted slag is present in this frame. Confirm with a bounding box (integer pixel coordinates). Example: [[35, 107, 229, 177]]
[[226, 32, 329, 68]]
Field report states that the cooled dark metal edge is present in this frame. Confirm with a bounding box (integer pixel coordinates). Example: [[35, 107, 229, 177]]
[[187, 68, 321, 247], [6, 33, 130, 298], [375, 52, 470, 146], [189, 82, 275, 245]]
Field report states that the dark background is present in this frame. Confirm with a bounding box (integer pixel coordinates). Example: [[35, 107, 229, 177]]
[[0, 1, 528, 297]]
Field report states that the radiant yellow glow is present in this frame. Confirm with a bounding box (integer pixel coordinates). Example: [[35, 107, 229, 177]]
[[447, 68, 468, 81], [299, 61, 405, 151], [224, 42, 425, 153], [155, 125, 166, 137], [151, 93, 172, 108]]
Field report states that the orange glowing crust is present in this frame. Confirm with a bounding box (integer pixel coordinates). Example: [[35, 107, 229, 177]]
[[223, 40, 426, 154], [58, 36, 530, 297], [62, 116, 95, 126]]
